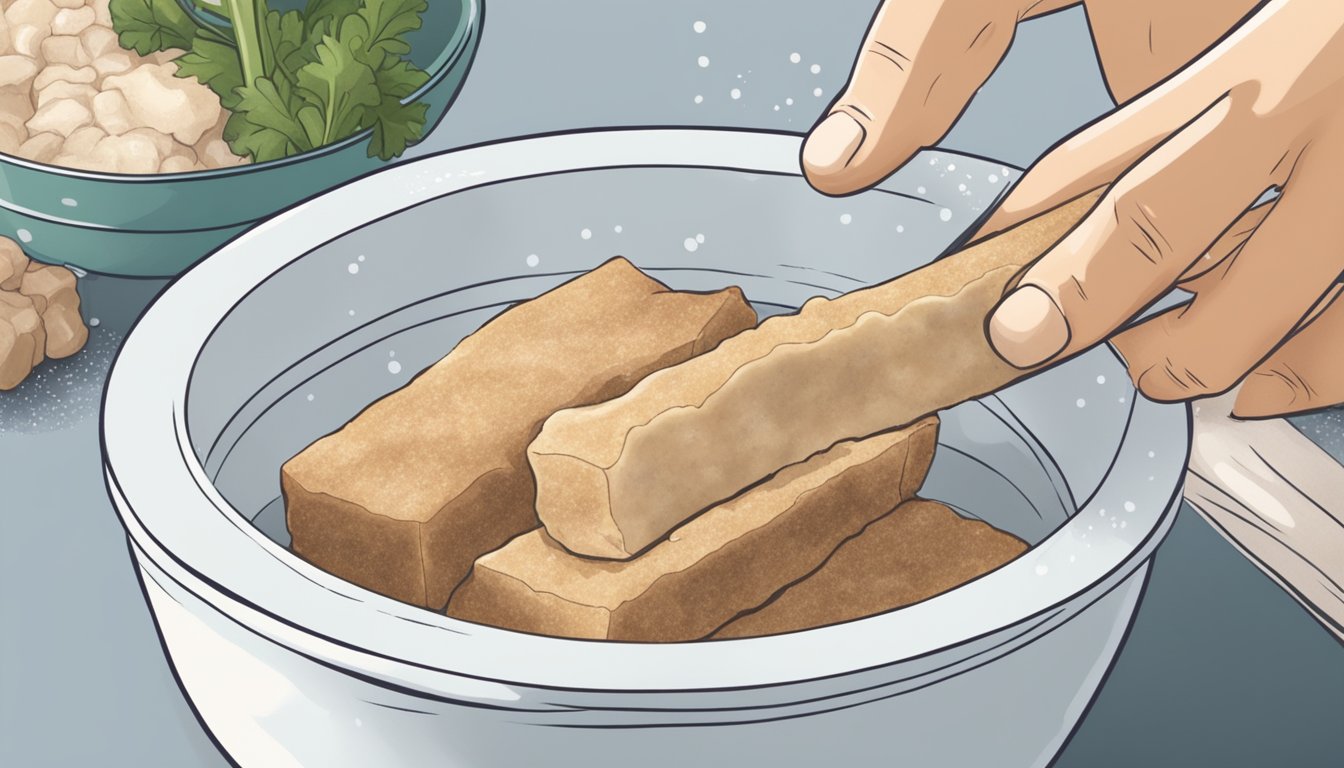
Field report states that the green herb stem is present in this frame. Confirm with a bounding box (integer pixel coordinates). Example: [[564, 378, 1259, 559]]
[[223, 0, 265, 87]]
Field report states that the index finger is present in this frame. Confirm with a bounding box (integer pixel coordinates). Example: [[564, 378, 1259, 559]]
[[802, 0, 1070, 195]]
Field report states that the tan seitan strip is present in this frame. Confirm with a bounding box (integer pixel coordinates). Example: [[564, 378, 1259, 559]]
[[712, 499, 1028, 639], [529, 192, 1101, 559], [448, 418, 937, 641], [283, 258, 757, 609]]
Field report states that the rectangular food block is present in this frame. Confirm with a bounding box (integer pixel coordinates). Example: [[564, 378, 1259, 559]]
[[712, 499, 1028, 639], [283, 258, 757, 609], [529, 193, 1100, 559], [447, 418, 937, 641]]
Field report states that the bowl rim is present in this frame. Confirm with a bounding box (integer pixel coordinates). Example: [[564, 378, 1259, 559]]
[[102, 127, 1190, 696], [0, 0, 481, 182]]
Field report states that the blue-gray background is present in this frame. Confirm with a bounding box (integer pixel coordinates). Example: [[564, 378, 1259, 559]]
[[2, 2, 1341, 766]]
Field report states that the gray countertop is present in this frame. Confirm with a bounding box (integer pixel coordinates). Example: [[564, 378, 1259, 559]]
[[2, 3, 1341, 766]]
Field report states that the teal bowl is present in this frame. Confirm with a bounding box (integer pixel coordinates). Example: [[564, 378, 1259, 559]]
[[0, 0, 481, 278]]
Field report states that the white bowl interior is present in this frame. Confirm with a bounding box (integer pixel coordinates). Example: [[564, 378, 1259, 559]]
[[105, 130, 1189, 694]]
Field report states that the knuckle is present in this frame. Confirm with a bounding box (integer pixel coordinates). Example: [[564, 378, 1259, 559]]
[[1259, 364, 1315, 401], [861, 43, 911, 75], [1109, 195, 1177, 268], [1135, 356, 1239, 401]]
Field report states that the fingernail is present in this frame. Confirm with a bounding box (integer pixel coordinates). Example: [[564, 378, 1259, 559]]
[[803, 113, 865, 176], [989, 285, 1069, 368]]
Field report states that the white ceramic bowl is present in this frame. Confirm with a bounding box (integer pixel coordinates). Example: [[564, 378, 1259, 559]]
[[103, 129, 1189, 768]]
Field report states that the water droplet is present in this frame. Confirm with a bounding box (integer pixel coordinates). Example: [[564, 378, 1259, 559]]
[[1124, 501, 1136, 513], [810, 64, 821, 74], [947, 163, 956, 172], [812, 87, 823, 97], [697, 55, 710, 68], [88, 317, 100, 327], [347, 263, 359, 274], [988, 174, 1000, 184], [348, 309, 356, 316], [526, 253, 540, 267], [1096, 374, 1106, 384], [789, 52, 801, 63], [730, 88, 741, 100], [1147, 450, 1155, 458], [614, 225, 623, 233], [580, 228, 592, 240], [61, 197, 78, 207], [939, 208, 952, 222], [306, 393, 314, 402], [694, 94, 704, 104], [785, 97, 794, 106], [16, 229, 32, 243], [916, 185, 926, 194], [773, 104, 780, 111], [958, 183, 967, 192], [693, 20, 706, 33], [388, 360, 402, 374], [1035, 564, 1049, 576], [896, 225, 904, 233], [1121, 520, 1128, 528], [1001, 166, 1012, 176], [389, 350, 396, 358], [1076, 398, 1086, 408], [839, 213, 852, 225], [683, 237, 699, 252]]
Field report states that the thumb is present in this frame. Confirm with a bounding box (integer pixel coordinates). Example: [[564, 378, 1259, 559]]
[[802, 0, 1045, 196]]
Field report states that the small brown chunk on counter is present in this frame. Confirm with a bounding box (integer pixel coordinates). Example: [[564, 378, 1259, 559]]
[[448, 418, 937, 641], [529, 193, 1100, 559], [19, 262, 89, 358], [712, 500, 1027, 639], [0, 290, 46, 390], [0, 238, 30, 291], [283, 258, 757, 610]]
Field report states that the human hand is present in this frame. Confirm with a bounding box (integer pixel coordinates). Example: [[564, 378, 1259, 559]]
[[805, 0, 1344, 418], [978, 0, 1344, 418]]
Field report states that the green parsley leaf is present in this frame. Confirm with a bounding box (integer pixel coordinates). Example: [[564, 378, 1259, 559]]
[[109, 0, 200, 55], [225, 76, 317, 162], [303, 0, 362, 37], [365, 96, 427, 161], [344, 0, 426, 68], [296, 35, 381, 146], [262, 8, 311, 84], [175, 36, 245, 109]]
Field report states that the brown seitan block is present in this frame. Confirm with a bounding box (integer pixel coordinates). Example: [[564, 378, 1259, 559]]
[[529, 192, 1101, 559], [713, 500, 1028, 639], [283, 258, 757, 609], [448, 418, 937, 641]]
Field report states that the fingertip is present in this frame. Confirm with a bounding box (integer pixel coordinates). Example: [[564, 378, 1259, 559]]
[[987, 285, 1069, 369], [801, 113, 867, 195]]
